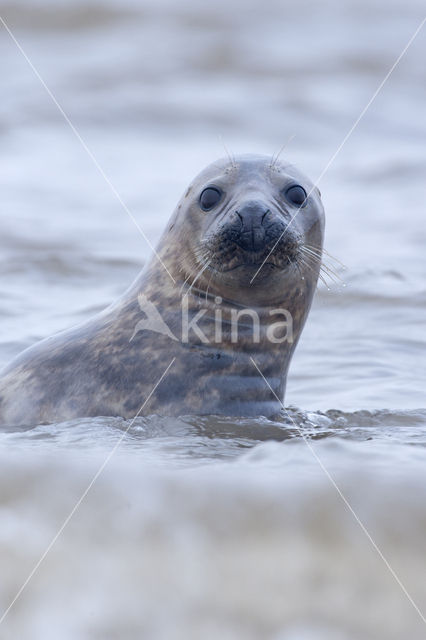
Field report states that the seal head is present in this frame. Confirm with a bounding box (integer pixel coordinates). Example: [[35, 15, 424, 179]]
[[156, 154, 323, 307]]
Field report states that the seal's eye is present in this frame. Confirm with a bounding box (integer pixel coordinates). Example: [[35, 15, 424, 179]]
[[199, 187, 222, 211], [285, 185, 307, 207]]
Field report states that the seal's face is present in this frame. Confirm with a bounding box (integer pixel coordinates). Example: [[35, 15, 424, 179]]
[[200, 188, 302, 275], [167, 154, 325, 305]]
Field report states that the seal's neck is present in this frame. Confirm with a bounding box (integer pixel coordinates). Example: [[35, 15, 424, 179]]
[[123, 262, 315, 416]]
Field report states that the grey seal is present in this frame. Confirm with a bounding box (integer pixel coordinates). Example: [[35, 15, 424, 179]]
[[0, 154, 324, 426]]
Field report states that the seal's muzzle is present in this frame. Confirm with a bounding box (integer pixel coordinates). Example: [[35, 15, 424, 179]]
[[203, 197, 300, 273]]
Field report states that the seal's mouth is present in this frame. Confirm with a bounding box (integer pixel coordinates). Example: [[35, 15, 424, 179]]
[[207, 255, 293, 274], [201, 238, 301, 275]]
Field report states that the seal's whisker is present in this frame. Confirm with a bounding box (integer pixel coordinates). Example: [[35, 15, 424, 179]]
[[321, 249, 347, 270], [270, 134, 296, 171], [292, 257, 306, 284], [300, 247, 345, 284], [303, 246, 338, 270], [294, 260, 304, 281], [180, 272, 193, 294], [319, 266, 343, 286], [182, 259, 212, 301], [306, 259, 345, 286], [306, 257, 342, 287], [205, 265, 215, 302], [299, 256, 330, 288], [299, 251, 339, 287], [299, 256, 329, 288], [179, 246, 211, 295], [304, 244, 347, 270], [194, 243, 212, 263], [219, 136, 237, 170], [299, 247, 325, 270], [301, 248, 339, 274]]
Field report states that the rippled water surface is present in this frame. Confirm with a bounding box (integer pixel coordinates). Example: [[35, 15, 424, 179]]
[[0, 0, 426, 638]]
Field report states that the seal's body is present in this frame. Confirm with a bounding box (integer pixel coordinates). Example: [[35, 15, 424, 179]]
[[0, 155, 324, 426]]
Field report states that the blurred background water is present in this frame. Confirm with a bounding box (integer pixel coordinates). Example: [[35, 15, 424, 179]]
[[0, 0, 426, 638]]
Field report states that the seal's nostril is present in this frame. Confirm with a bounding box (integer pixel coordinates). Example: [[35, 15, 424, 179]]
[[236, 211, 243, 224], [261, 209, 270, 223]]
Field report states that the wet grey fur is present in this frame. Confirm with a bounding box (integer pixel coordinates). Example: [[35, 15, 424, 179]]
[[0, 155, 325, 426]]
